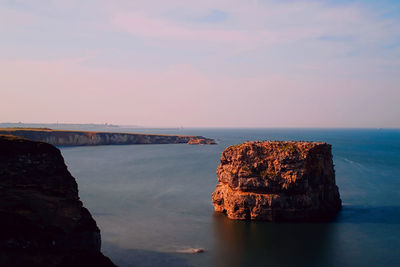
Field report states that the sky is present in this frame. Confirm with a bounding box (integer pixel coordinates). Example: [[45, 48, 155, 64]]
[[1, 0, 399, 128]]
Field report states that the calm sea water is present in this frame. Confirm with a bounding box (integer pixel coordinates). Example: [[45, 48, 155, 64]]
[[60, 128, 400, 267]]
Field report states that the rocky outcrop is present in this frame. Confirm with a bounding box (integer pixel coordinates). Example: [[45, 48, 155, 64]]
[[0, 135, 115, 266], [212, 141, 341, 221], [187, 137, 214, 145], [0, 128, 216, 146]]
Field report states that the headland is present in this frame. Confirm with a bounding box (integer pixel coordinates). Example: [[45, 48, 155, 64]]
[[0, 128, 216, 146]]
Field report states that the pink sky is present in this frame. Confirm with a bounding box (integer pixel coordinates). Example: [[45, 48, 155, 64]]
[[1, 0, 399, 127]]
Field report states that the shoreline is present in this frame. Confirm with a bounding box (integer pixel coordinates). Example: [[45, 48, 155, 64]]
[[0, 128, 216, 146]]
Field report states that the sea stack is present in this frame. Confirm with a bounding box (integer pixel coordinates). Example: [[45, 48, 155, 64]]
[[212, 141, 341, 221], [0, 135, 115, 266]]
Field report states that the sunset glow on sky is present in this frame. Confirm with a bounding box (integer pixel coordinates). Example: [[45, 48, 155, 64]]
[[1, 0, 399, 127]]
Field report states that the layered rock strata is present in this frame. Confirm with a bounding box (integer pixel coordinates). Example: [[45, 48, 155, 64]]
[[212, 141, 341, 221], [0, 128, 216, 146], [0, 135, 115, 266]]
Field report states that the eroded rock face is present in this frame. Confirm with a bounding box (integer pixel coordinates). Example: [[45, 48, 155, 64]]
[[212, 141, 341, 221], [0, 129, 216, 146], [0, 135, 115, 266]]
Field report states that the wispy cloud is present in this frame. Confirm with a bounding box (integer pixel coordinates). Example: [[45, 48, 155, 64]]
[[111, 12, 250, 43], [0, 0, 399, 127], [106, 1, 400, 59]]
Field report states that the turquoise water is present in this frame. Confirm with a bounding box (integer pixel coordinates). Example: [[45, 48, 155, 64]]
[[60, 128, 400, 267]]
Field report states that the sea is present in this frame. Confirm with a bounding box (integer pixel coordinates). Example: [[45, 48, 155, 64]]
[[56, 127, 400, 267]]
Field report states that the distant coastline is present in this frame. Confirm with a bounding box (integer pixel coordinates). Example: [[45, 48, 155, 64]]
[[0, 122, 185, 131], [0, 128, 216, 146]]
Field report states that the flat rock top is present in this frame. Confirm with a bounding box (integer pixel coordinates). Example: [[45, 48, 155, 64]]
[[221, 141, 330, 166], [0, 127, 209, 138], [218, 140, 334, 193], [226, 140, 328, 152], [0, 134, 60, 159]]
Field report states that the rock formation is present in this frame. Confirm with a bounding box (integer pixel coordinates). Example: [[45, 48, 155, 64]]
[[0, 135, 115, 266], [212, 141, 341, 221], [188, 137, 213, 145], [0, 128, 216, 146]]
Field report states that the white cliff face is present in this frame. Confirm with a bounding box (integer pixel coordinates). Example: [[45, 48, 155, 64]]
[[0, 129, 216, 146]]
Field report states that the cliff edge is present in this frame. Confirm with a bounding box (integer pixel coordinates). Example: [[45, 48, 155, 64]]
[[0, 135, 115, 266], [212, 141, 341, 221], [0, 128, 216, 147]]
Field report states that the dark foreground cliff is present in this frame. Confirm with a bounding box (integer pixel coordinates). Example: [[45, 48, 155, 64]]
[[0, 128, 216, 146], [212, 141, 341, 221], [0, 135, 115, 266]]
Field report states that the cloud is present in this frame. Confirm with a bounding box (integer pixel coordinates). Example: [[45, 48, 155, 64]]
[[0, 0, 399, 127], [0, 7, 37, 30], [106, 0, 400, 58], [111, 12, 247, 43]]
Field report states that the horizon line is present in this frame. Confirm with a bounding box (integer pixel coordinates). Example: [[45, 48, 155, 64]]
[[1, 122, 399, 130]]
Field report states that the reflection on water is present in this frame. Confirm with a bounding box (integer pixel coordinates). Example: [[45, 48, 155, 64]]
[[102, 241, 191, 267], [336, 206, 400, 224], [59, 128, 400, 266], [212, 213, 336, 267]]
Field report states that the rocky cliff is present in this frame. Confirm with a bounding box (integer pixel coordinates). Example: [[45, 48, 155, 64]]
[[212, 141, 341, 221], [0, 135, 115, 266], [0, 128, 216, 147]]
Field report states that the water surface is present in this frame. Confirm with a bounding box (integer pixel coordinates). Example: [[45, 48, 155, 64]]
[[61, 128, 400, 267]]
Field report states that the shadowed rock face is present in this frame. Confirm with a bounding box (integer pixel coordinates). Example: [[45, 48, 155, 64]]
[[212, 141, 341, 221], [0, 135, 115, 266]]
